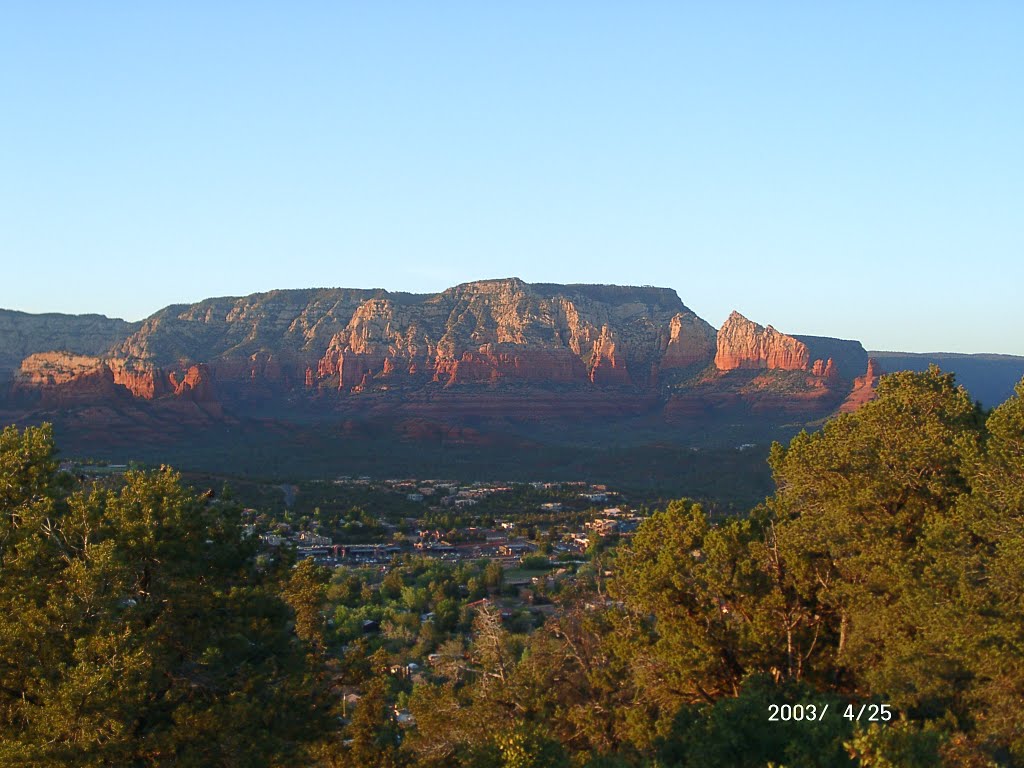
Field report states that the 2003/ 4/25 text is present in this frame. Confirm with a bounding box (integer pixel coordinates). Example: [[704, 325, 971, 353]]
[[768, 703, 894, 722]]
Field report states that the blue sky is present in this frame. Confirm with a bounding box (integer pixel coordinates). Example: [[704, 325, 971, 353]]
[[2, 3, 1021, 354]]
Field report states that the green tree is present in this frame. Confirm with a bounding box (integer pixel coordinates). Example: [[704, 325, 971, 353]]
[[658, 675, 855, 768], [0, 426, 323, 766], [337, 678, 405, 768], [611, 501, 747, 705], [844, 721, 943, 768], [283, 557, 330, 653], [484, 560, 504, 593], [955, 378, 1024, 761], [767, 367, 983, 709], [496, 723, 569, 768]]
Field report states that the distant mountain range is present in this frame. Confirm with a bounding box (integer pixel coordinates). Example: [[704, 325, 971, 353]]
[[2, 279, 1021, 499], [867, 351, 1024, 409]]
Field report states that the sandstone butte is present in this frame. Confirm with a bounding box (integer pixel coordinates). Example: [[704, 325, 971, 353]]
[[1, 278, 878, 417], [839, 357, 884, 413]]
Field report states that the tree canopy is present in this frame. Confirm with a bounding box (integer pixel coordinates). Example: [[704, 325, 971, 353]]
[[0, 425, 323, 766], [2, 366, 1023, 766]]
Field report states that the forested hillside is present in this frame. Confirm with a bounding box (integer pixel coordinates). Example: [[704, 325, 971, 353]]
[[2, 366, 1022, 766]]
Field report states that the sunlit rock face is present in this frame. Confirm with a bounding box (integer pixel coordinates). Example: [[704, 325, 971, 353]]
[[714, 311, 867, 382], [4, 279, 880, 446]]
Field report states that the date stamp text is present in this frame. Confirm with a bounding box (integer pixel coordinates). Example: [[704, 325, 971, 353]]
[[768, 703, 893, 722]]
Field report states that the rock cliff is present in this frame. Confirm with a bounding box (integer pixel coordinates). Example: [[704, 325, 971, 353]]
[[13, 353, 126, 407], [118, 278, 720, 394], [715, 311, 810, 371], [4, 280, 886, 451], [714, 311, 867, 380], [12, 351, 216, 408], [840, 358, 883, 412], [0, 309, 138, 385], [1, 280, 929, 487]]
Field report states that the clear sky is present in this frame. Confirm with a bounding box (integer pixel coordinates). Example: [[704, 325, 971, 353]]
[[1, 3, 1021, 354]]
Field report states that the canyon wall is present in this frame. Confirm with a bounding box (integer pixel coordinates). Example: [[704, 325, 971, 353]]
[[714, 311, 867, 380], [5, 280, 871, 422]]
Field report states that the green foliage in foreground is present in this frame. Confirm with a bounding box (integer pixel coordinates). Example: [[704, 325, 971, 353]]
[[0, 426, 324, 766], [406, 368, 1023, 767], [1, 366, 1023, 767]]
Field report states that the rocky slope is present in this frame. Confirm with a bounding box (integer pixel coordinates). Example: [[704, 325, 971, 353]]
[[2, 279, 885, 477], [4, 279, 871, 409], [310, 280, 718, 391], [8, 280, 719, 400], [714, 311, 867, 380], [839, 358, 883, 413], [0, 309, 138, 385], [13, 352, 218, 408]]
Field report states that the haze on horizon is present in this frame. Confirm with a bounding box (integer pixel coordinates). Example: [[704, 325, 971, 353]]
[[2, 4, 1021, 355]]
